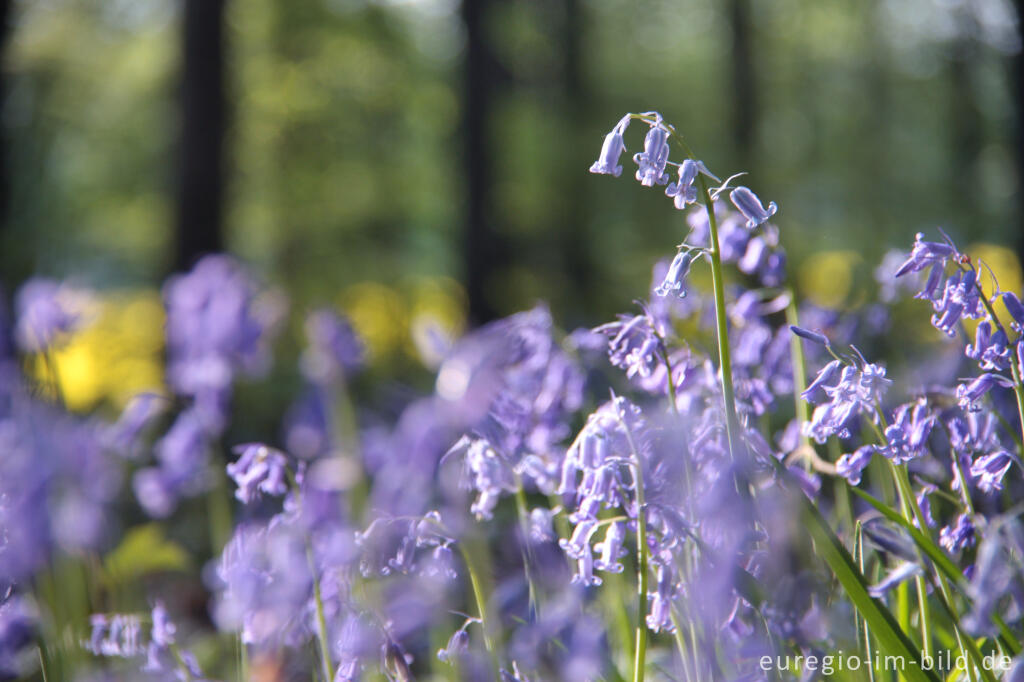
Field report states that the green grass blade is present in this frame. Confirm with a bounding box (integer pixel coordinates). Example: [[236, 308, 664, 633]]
[[797, 492, 939, 682]]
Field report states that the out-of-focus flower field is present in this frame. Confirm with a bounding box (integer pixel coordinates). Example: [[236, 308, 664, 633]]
[[6, 108, 1024, 682]]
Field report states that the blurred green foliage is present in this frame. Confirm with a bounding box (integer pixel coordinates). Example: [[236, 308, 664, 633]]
[[2, 0, 1021, 327]]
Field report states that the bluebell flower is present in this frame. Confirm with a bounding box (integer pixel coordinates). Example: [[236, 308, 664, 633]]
[[227, 443, 290, 504], [13, 279, 92, 352], [940, 514, 976, 553], [300, 309, 364, 384], [729, 186, 778, 228], [589, 115, 630, 177], [0, 594, 35, 678], [665, 159, 715, 209], [868, 562, 922, 598], [86, 613, 143, 657], [593, 521, 626, 574], [593, 312, 661, 380], [931, 269, 984, 336], [164, 255, 283, 430], [956, 372, 1014, 411], [966, 321, 1011, 370], [1002, 292, 1024, 332], [800, 359, 841, 403], [789, 325, 829, 346], [971, 450, 1014, 493], [835, 445, 875, 485], [633, 121, 671, 187], [963, 519, 1024, 636], [894, 232, 956, 278], [882, 402, 935, 463], [103, 393, 166, 457], [654, 250, 695, 299], [803, 361, 891, 443], [437, 626, 470, 663]]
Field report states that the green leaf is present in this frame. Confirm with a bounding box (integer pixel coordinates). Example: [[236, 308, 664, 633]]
[[792, 486, 939, 681], [103, 523, 189, 587], [850, 486, 1022, 657]]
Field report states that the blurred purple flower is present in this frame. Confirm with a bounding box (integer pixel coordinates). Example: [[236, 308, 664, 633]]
[[13, 279, 91, 353], [227, 443, 290, 504]]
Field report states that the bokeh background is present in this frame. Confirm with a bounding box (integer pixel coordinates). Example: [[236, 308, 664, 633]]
[[1, 0, 1023, 415]]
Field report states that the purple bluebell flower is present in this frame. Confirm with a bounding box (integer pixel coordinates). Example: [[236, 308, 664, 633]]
[[957, 373, 1014, 411], [0, 594, 35, 678], [150, 602, 175, 647], [633, 120, 671, 187], [593, 521, 626, 574], [1002, 292, 1024, 332], [835, 445, 875, 485], [802, 359, 891, 443], [589, 115, 630, 177], [966, 321, 1011, 370], [593, 312, 661, 380], [800, 359, 841, 403], [86, 614, 143, 657], [13, 279, 91, 352], [868, 562, 922, 598], [164, 255, 282, 430], [971, 450, 1014, 493], [729, 186, 777, 228], [654, 250, 695, 299], [665, 159, 715, 209], [300, 308, 364, 384], [227, 443, 290, 504], [437, 626, 471, 663], [789, 325, 829, 346], [894, 232, 956, 278], [940, 514, 976, 553], [103, 393, 166, 457], [931, 269, 984, 336], [963, 519, 1024, 636], [882, 402, 935, 463]]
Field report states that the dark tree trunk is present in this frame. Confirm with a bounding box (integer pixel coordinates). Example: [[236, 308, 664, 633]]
[[0, 0, 12, 295], [729, 0, 756, 169], [1014, 0, 1024, 262], [175, 0, 227, 272], [559, 0, 593, 322], [461, 0, 497, 325], [947, 13, 981, 234]]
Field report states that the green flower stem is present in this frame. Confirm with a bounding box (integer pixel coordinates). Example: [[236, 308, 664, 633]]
[[285, 469, 334, 681], [459, 540, 502, 680], [306, 541, 334, 681], [784, 296, 817, 467], [513, 476, 540, 617], [617, 404, 649, 682], [697, 176, 742, 464]]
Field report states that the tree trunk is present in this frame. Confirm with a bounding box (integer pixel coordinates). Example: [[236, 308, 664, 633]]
[[461, 0, 497, 325], [175, 0, 227, 272], [729, 0, 756, 169]]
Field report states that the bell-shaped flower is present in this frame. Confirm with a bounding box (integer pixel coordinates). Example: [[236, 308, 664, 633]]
[[836, 445, 875, 486], [956, 372, 1013, 412], [1002, 292, 1024, 332], [227, 443, 290, 504], [965, 321, 1011, 371], [894, 232, 956, 278], [940, 514, 976, 553], [664, 159, 715, 208], [971, 450, 1014, 493], [633, 123, 671, 187], [589, 115, 631, 177], [654, 250, 695, 299], [729, 186, 778, 228]]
